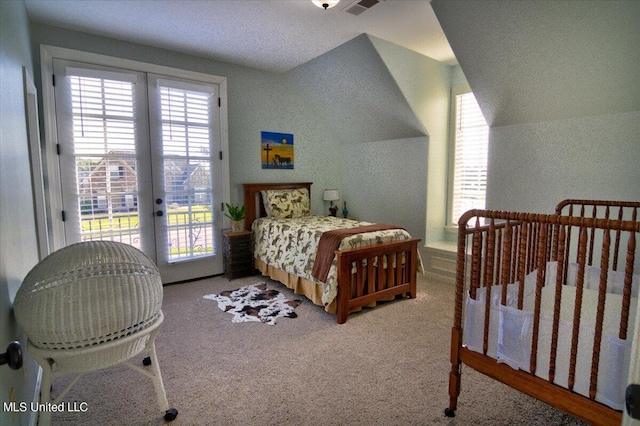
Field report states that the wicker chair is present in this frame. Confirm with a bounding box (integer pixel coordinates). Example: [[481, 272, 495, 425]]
[[14, 241, 178, 425]]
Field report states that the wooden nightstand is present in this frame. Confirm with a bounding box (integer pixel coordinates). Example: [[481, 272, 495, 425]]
[[222, 230, 254, 280]]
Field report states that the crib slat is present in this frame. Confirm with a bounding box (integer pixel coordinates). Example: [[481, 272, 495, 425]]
[[530, 220, 548, 375], [568, 226, 588, 391], [482, 219, 497, 355], [620, 229, 636, 339], [590, 228, 611, 399], [588, 205, 597, 266], [517, 218, 529, 310], [527, 222, 536, 274], [453, 226, 468, 332], [510, 225, 519, 284], [500, 220, 513, 306], [470, 229, 482, 299], [549, 224, 567, 382], [613, 206, 623, 270], [564, 208, 574, 285]]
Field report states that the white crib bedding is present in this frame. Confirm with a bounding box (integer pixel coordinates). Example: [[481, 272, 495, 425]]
[[464, 262, 638, 411]]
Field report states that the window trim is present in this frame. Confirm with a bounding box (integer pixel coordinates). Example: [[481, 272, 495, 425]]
[[446, 84, 488, 228]]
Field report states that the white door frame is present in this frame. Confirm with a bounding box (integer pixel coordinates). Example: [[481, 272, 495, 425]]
[[23, 67, 50, 261], [40, 45, 230, 268]]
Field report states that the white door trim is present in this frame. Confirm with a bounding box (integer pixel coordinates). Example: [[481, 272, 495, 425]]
[[23, 67, 50, 261]]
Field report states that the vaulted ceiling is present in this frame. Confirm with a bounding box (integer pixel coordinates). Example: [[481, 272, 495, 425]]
[[431, 0, 640, 127]]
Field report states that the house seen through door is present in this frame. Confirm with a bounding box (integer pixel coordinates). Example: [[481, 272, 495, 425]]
[[52, 59, 225, 283]]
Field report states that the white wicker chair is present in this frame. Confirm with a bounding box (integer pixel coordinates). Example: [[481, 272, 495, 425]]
[[14, 241, 178, 425]]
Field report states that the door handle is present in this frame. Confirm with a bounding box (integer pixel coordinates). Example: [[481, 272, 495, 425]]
[[156, 211, 164, 217], [156, 198, 163, 205], [0, 341, 23, 370]]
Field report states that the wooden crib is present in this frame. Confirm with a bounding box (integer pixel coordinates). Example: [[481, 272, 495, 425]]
[[445, 200, 640, 425]]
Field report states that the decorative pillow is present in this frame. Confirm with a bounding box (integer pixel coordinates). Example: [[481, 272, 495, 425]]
[[261, 188, 310, 219]]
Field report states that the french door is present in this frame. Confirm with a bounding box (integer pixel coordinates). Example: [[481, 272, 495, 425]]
[[53, 59, 224, 282]]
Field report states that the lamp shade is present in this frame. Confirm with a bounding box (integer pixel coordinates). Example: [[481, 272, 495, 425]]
[[323, 189, 340, 201]]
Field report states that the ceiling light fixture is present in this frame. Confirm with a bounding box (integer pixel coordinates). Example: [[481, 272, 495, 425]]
[[312, 0, 340, 10]]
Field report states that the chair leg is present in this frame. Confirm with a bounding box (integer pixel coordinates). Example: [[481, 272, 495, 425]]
[[147, 341, 169, 412], [145, 338, 178, 420], [37, 367, 53, 426]]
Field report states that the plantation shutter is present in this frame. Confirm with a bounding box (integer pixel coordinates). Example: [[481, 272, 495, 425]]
[[58, 64, 145, 246], [450, 92, 489, 224], [151, 77, 219, 262]]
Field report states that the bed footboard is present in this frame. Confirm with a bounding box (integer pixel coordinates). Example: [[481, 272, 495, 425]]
[[335, 238, 420, 324]]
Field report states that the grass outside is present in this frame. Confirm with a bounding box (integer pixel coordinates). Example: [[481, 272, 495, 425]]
[[81, 205, 212, 232], [168, 247, 213, 257]]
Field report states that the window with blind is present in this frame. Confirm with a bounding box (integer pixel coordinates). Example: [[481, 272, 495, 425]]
[[67, 72, 141, 245], [49, 55, 226, 283], [449, 90, 489, 225], [155, 79, 216, 261]]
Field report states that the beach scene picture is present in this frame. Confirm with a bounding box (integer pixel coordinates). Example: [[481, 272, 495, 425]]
[[261, 131, 294, 169]]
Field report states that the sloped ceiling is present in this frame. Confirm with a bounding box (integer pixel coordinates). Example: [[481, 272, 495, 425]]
[[287, 34, 427, 143], [431, 0, 640, 127]]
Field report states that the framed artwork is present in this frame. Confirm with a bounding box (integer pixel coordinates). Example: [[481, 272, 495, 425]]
[[261, 131, 294, 169]]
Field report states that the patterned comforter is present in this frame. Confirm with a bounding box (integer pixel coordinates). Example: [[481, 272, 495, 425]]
[[252, 215, 421, 307]]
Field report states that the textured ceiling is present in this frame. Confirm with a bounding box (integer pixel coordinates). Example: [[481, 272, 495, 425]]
[[25, 0, 456, 73]]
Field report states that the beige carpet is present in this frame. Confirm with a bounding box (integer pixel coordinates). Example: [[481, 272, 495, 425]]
[[49, 273, 588, 425]]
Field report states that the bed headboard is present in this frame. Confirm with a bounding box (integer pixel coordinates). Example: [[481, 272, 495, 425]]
[[242, 182, 313, 231]]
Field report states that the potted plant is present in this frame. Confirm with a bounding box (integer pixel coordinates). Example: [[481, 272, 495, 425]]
[[225, 203, 246, 233]]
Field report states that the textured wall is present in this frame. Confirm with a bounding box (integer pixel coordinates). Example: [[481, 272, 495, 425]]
[[341, 137, 427, 242], [29, 25, 453, 256], [0, 1, 41, 424], [287, 34, 452, 247], [488, 111, 640, 212], [370, 36, 451, 244], [288, 34, 427, 144], [432, 0, 640, 213]]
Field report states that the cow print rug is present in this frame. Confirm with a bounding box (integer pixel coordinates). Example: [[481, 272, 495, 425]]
[[203, 283, 302, 325]]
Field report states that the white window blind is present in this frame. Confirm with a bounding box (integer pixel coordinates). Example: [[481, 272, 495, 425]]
[[68, 73, 141, 246], [450, 92, 489, 224], [157, 80, 216, 261]]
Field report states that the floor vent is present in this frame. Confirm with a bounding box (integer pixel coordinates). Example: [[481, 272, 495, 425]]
[[344, 0, 379, 16]]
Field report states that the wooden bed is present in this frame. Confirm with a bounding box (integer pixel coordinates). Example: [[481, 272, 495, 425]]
[[243, 182, 421, 324], [446, 199, 640, 425]]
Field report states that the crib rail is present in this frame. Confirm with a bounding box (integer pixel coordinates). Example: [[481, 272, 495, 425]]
[[447, 206, 640, 425], [556, 199, 640, 272]]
